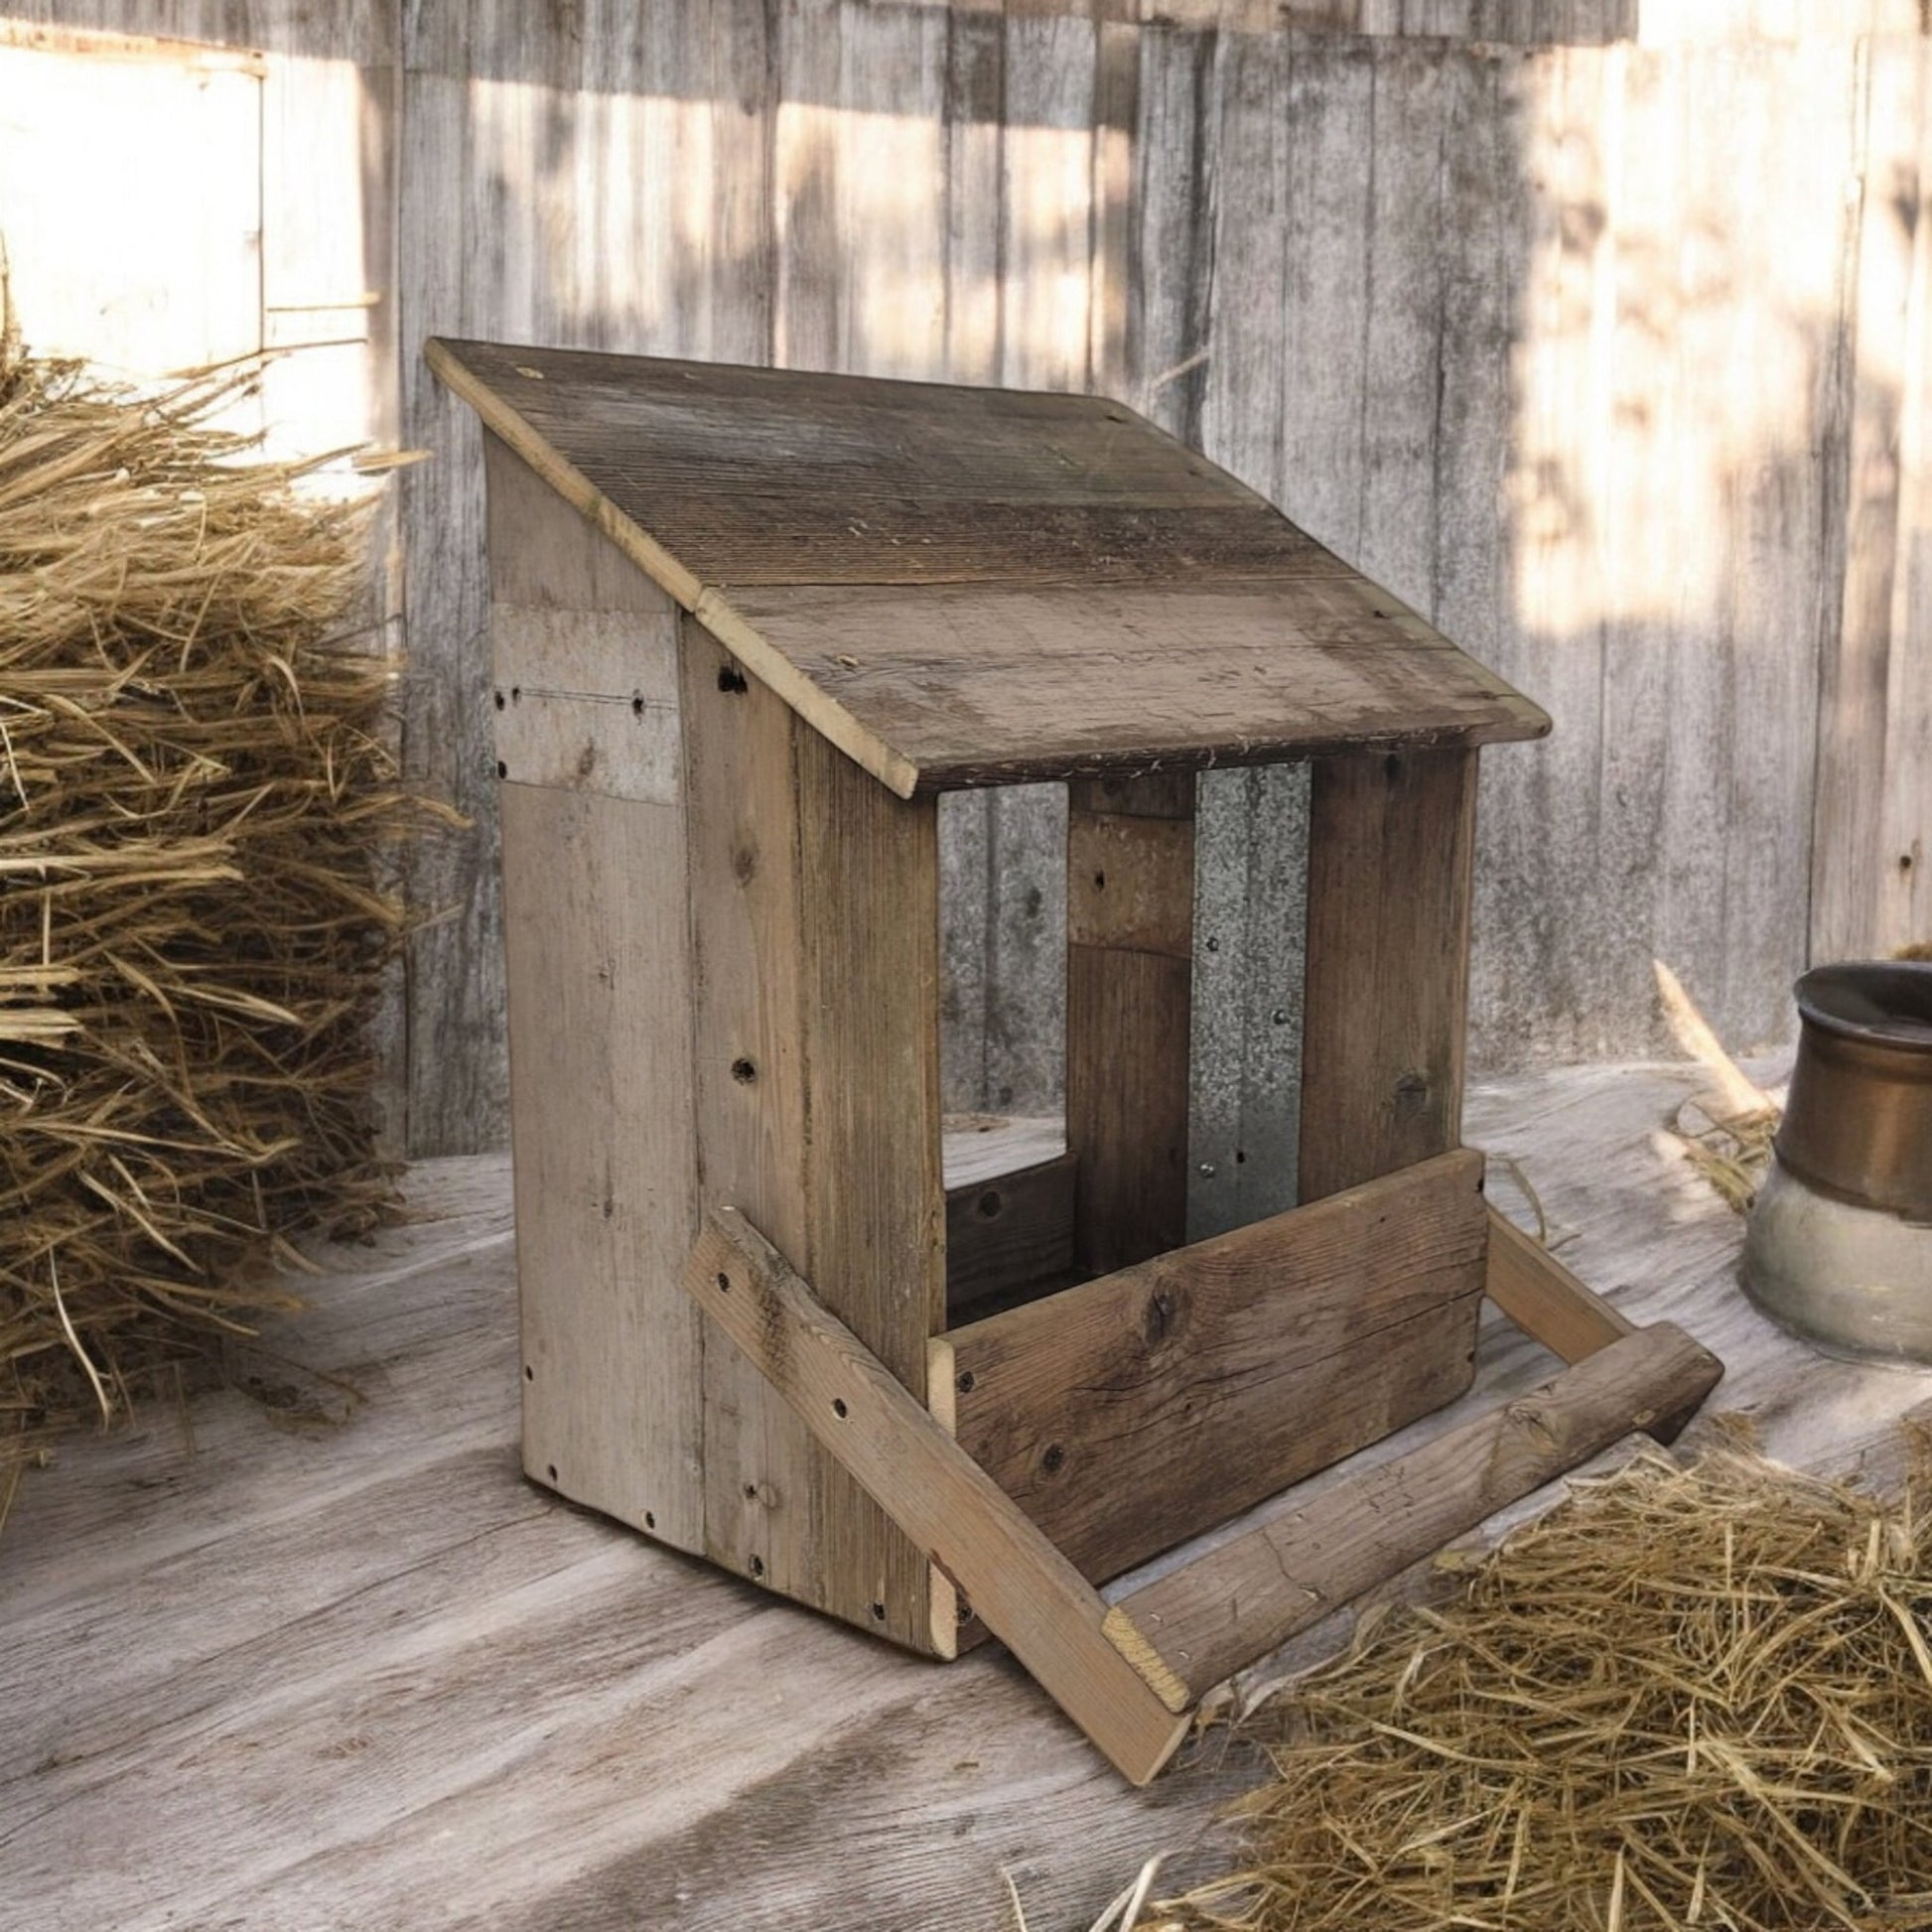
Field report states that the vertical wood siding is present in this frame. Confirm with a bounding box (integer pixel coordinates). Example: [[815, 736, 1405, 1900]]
[[7, 3, 1929, 1153]]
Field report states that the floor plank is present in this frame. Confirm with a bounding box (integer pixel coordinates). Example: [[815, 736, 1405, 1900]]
[[4, 1065, 1930, 1930]]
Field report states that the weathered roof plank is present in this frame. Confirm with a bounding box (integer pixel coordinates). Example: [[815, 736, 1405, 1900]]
[[430, 337, 1549, 794]]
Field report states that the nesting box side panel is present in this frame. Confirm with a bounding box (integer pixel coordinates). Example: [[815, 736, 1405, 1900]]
[[1299, 749, 1478, 1202], [681, 621, 948, 1654], [485, 439, 705, 1554]]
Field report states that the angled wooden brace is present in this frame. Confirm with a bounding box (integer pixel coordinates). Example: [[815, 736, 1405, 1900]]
[[686, 1202, 1722, 1783], [684, 1207, 1192, 1786]]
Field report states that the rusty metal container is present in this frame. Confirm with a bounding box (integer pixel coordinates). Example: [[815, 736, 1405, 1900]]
[[1742, 962, 1932, 1362]]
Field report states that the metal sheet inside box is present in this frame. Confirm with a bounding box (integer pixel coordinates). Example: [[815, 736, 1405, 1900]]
[[431, 337, 1723, 1782]]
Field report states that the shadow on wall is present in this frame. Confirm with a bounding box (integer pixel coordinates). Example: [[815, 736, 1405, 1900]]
[[20, 3, 1915, 1151], [403, 14, 1927, 1149]]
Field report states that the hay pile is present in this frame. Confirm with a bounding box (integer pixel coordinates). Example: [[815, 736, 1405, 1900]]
[[0, 327, 429, 1484], [1164, 1445, 1932, 1931], [1675, 1103, 1780, 1216]]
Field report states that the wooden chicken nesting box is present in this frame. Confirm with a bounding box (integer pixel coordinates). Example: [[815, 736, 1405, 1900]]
[[430, 340, 1723, 1782]]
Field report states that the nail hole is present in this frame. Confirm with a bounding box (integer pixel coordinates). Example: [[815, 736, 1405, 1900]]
[[546, 1463, 558, 1482], [495, 759, 507, 779], [1093, 870, 1106, 890], [716, 1271, 731, 1293], [832, 1398, 848, 1419], [956, 1370, 976, 1394], [744, 1482, 759, 1500], [644, 1510, 655, 1529], [492, 689, 505, 711], [731, 1056, 757, 1084], [1902, 853, 1916, 873], [524, 1364, 534, 1380], [510, 685, 521, 703], [750, 1554, 765, 1578], [718, 665, 749, 694], [1235, 1150, 1246, 1165], [631, 695, 644, 716], [976, 1188, 1002, 1219], [870, 1600, 887, 1621]]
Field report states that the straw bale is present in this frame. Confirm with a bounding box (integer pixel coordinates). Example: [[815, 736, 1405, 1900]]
[[0, 324, 436, 1489], [1158, 1443, 1932, 1931]]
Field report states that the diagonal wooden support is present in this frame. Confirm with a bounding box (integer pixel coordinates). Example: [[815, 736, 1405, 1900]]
[[1483, 1203, 1637, 1365], [1118, 1320, 1723, 1702], [683, 1207, 1192, 1787]]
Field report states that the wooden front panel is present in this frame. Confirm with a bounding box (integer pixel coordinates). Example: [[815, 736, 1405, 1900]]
[[681, 621, 948, 1654], [1299, 748, 1478, 1202], [1066, 772, 1196, 1275], [931, 1150, 1486, 1586]]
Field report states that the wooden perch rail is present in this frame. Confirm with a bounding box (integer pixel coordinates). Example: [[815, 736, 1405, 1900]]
[[1119, 1320, 1722, 1702]]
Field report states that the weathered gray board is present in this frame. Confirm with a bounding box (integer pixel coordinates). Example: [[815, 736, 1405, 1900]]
[[10, 3, 1930, 1159]]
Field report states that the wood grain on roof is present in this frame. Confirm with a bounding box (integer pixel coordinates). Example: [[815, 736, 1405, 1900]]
[[430, 337, 1550, 794]]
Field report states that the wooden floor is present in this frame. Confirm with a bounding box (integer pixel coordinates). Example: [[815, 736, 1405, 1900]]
[[5, 1060, 1929, 1932]]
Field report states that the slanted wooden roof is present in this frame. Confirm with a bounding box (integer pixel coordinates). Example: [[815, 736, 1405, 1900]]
[[429, 339, 1549, 797]]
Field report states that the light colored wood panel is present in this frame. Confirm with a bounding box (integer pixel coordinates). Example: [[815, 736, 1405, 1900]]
[[681, 620, 944, 1651], [499, 781, 704, 1554], [1300, 748, 1477, 1200], [1121, 1320, 1724, 1701], [483, 432, 678, 614], [1881, 44, 1932, 954], [941, 1113, 1066, 1188], [489, 607, 681, 801], [1484, 1203, 1636, 1363], [944, 1150, 1079, 1313], [680, 621, 820, 1616], [686, 1208, 1192, 1785], [1131, 19, 1218, 451], [1351, 41, 1451, 617], [1067, 774, 1196, 1275], [792, 679, 949, 1648], [936, 1150, 1485, 1582]]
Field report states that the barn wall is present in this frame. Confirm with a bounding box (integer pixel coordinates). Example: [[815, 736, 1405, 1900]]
[[4, 2, 1928, 1156]]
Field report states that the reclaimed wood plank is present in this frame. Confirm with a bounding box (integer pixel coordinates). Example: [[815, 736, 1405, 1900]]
[[680, 621, 821, 1620], [680, 621, 945, 1652], [935, 1150, 1486, 1584], [484, 438, 705, 1555], [1484, 1203, 1636, 1364], [1300, 748, 1478, 1200], [428, 341, 1549, 796], [686, 1207, 1192, 1785], [498, 783, 704, 1555], [1067, 773, 1196, 1275], [945, 1151, 1079, 1314], [1121, 1320, 1724, 1702]]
